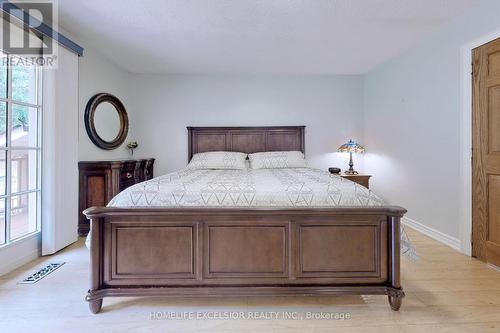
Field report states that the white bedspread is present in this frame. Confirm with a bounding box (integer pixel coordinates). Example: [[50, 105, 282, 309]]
[[108, 167, 385, 208]]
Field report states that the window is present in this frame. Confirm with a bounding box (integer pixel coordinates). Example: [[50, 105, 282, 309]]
[[0, 51, 42, 246]]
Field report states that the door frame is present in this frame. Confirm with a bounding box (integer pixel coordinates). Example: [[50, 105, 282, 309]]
[[460, 29, 500, 256]]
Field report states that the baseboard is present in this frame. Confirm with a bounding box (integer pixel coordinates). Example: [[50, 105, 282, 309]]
[[0, 233, 41, 276], [0, 248, 40, 276], [402, 216, 461, 251]]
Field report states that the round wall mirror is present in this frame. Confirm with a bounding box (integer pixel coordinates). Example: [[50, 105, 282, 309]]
[[84, 93, 129, 150]]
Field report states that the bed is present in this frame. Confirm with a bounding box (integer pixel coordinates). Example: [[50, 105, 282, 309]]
[[84, 126, 406, 314]]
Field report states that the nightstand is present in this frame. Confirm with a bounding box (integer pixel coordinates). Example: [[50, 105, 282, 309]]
[[340, 174, 371, 189]]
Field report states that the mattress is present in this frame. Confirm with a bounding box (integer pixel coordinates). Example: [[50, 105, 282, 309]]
[[108, 167, 385, 208]]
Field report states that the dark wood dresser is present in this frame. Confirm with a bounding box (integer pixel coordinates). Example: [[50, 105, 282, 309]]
[[78, 158, 155, 236]]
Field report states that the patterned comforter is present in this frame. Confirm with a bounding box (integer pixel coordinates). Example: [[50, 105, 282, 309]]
[[88, 167, 417, 260], [108, 167, 385, 208]]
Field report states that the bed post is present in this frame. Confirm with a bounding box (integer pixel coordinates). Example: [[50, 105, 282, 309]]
[[388, 215, 405, 311], [86, 216, 103, 314]]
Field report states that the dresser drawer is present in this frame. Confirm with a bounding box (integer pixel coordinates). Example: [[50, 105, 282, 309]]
[[79, 158, 155, 236], [120, 161, 137, 183], [134, 160, 147, 182], [145, 159, 154, 180]]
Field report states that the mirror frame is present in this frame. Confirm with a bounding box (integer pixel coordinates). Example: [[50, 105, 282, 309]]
[[84, 93, 129, 150]]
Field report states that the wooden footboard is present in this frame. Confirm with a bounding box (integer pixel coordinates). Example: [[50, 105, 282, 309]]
[[84, 206, 406, 313]]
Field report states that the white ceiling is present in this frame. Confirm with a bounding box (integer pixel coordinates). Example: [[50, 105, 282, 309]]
[[58, 0, 481, 75]]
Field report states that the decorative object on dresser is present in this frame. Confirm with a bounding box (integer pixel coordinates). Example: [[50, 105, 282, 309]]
[[328, 167, 341, 174], [84, 93, 129, 150], [341, 174, 371, 189], [126, 141, 138, 157], [78, 158, 154, 236], [337, 139, 365, 175]]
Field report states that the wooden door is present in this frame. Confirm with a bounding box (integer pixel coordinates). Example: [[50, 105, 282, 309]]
[[472, 38, 500, 266]]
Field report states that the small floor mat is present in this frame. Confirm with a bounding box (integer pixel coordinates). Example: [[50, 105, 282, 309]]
[[18, 263, 65, 284]]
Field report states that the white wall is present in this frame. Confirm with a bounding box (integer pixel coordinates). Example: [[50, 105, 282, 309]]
[[363, 0, 500, 243], [129, 75, 364, 175], [49, 0, 500, 263], [78, 46, 134, 160]]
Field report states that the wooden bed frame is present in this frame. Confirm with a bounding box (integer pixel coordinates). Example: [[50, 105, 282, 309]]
[[84, 126, 406, 313]]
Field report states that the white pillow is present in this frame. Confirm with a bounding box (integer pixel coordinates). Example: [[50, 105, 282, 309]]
[[249, 151, 307, 169], [187, 151, 247, 170]]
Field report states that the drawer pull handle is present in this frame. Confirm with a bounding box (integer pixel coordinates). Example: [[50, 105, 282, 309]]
[[126, 172, 133, 179]]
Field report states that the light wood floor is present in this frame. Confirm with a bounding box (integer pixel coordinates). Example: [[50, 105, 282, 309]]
[[1, 227, 500, 333]]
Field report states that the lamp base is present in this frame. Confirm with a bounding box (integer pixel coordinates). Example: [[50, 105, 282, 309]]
[[344, 152, 359, 175]]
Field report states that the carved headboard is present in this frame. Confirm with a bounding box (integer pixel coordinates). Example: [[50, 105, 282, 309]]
[[187, 126, 305, 161]]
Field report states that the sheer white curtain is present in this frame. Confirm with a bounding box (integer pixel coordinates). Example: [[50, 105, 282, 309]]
[[0, 18, 79, 271], [41, 46, 78, 255]]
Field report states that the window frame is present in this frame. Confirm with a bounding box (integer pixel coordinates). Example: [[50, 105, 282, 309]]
[[0, 52, 42, 247]]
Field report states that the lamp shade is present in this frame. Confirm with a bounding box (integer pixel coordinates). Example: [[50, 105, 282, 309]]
[[337, 139, 365, 153]]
